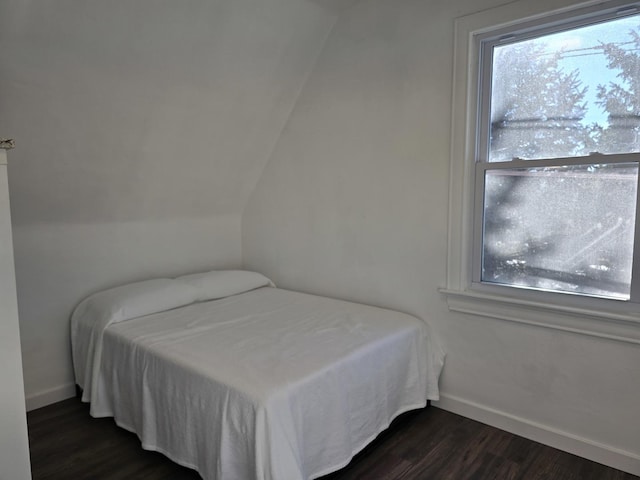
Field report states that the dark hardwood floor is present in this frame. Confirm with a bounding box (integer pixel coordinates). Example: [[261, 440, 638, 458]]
[[27, 397, 638, 480]]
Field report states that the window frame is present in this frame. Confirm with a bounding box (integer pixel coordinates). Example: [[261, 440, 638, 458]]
[[442, 0, 640, 345]]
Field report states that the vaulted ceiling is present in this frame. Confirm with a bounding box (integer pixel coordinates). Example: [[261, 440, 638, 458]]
[[0, 0, 351, 224]]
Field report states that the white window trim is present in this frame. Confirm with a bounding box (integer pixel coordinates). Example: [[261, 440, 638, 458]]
[[442, 0, 640, 345]]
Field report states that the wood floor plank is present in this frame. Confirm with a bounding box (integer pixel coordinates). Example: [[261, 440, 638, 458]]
[[27, 397, 639, 480]]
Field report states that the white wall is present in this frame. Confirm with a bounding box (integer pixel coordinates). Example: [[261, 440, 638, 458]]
[[0, 0, 339, 408], [243, 0, 640, 475]]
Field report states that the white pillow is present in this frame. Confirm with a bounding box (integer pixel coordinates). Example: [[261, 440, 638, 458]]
[[176, 270, 274, 302], [73, 278, 199, 326]]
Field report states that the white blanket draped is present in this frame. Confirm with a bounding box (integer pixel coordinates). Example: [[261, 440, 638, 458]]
[[72, 287, 444, 480]]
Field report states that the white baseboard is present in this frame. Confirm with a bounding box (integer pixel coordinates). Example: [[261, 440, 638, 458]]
[[433, 393, 640, 477], [26, 383, 76, 412]]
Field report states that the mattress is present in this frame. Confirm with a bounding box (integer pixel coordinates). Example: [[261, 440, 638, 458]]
[[71, 278, 444, 480]]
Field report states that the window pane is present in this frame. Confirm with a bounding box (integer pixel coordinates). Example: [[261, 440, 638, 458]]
[[488, 14, 640, 162], [482, 163, 638, 299]]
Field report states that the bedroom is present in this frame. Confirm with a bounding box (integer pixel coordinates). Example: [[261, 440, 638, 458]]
[[0, 0, 638, 478]]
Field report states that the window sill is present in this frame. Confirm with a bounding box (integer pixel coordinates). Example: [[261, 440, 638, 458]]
[[439, 287, 640, 345]]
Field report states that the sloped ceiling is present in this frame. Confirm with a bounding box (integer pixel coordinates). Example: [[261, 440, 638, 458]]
[[0, 0, 339, 224]]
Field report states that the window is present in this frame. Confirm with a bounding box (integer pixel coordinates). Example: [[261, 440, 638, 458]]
[[445, 0, 640, 343], [476, 9, 640, 300], [480, 163, 637, 299]]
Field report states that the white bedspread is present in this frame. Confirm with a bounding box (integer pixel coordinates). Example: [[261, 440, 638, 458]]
[[73, 287, 444, 480]]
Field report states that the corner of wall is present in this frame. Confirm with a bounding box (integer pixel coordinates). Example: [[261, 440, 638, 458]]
[[240, 12, 341, 267]]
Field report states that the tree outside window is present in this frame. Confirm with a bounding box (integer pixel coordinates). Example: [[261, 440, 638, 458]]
[[479, 14, 640, 300]]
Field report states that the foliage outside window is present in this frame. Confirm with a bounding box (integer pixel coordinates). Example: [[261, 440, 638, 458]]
[[476, 8, 640, 301]]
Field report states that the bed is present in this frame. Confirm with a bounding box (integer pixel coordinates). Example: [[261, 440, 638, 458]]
[[71, 270, 444, 480]]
